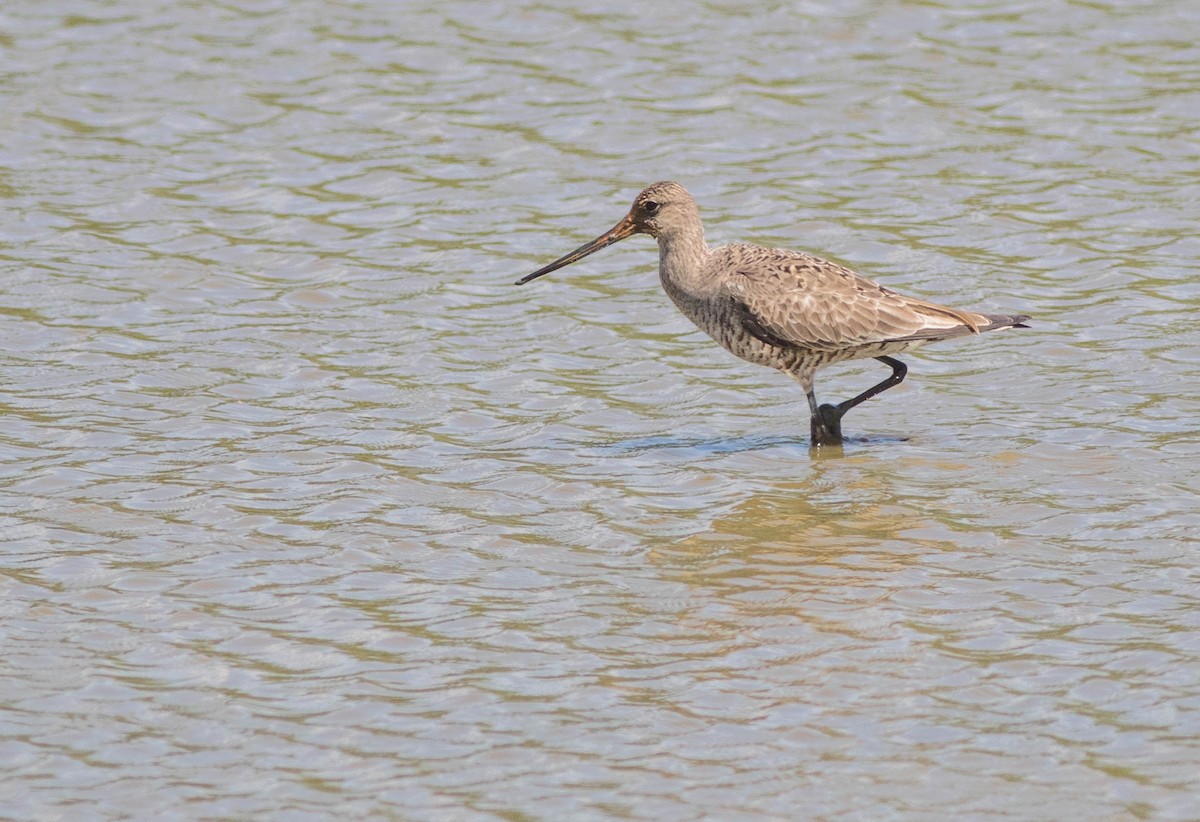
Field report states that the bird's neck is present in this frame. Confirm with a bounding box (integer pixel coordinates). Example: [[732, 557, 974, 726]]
[[657, 222, 712, 297]]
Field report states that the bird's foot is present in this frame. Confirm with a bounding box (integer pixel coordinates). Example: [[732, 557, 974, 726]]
[[810, 404, 845, 448]]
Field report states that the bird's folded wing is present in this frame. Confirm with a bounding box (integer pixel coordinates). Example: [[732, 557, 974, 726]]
[[721, 248, 980, 350]]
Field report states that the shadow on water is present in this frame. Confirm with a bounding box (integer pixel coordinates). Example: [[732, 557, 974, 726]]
[[589, 432, 909, 457]]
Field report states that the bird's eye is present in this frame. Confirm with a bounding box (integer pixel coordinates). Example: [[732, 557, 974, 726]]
[[642, 200, 660, 215]]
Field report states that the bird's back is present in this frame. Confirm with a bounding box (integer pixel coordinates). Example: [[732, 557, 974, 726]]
[[666, 242, 1027, 374]]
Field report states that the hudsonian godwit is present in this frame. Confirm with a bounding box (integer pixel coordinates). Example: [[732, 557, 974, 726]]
[[517, 181, 1030, 447]]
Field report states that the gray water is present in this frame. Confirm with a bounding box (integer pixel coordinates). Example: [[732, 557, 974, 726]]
[[2, 1, 1199, 818]]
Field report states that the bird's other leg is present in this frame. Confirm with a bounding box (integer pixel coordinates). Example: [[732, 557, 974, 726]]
[[839, 356, 908, 414], [817, 356, 908, 430], [805, 384, 843, 447]]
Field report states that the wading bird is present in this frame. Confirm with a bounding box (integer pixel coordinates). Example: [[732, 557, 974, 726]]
[[517, 182, 1029, 447]]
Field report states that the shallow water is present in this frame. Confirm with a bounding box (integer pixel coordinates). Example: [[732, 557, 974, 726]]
[[2, 0, 1199, 818]]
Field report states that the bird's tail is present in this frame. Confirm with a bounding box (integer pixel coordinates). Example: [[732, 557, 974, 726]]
[[975, 313, 1032, 332], [886, 309, 1031, 345]]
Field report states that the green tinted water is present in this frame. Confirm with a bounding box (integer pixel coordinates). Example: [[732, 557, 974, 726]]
[[1, 1, 1198, 817]]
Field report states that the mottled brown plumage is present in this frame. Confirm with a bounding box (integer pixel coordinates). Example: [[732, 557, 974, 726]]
[[517, 181, 1030, 447]]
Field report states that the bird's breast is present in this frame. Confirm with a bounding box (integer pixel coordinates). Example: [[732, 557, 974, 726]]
[[658, 280, 788, 368]]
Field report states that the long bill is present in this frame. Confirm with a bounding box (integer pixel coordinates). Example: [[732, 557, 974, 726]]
[[515, 213, 637, 285]]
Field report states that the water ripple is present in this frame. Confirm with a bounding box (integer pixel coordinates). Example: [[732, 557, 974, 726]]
[[1, 0, 1199, 818]]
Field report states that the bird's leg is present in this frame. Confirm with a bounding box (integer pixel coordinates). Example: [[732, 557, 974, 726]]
[[806, 387, 843, 447], [816, 356, 908, 432], [836, 356, 908, 414]]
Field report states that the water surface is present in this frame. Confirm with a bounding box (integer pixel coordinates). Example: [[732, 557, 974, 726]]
[[2, 0, 1199, 818]]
